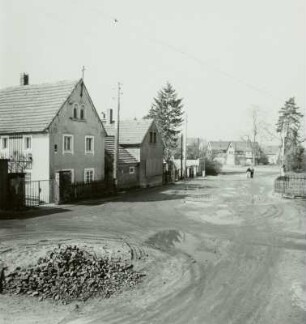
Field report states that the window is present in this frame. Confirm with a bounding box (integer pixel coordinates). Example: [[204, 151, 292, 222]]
[[24, 136, 31, 150], [1, 136, 8, 149], [63, 135, 73, 153], [73, 104, 78, 119], [149, 132, 156, 144], [85, 136, 94, 154], [54, 144, 58, 153], [129, 166, 135, 174], [80, 105, 85, 120], [84, 168, 94, 183]]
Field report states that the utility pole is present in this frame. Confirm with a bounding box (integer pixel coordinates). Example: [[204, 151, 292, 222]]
[[183, 113, 187, 178], [113, 82, 121, 189], [280, 123, 288, 176], [180, 133, 183, 179]]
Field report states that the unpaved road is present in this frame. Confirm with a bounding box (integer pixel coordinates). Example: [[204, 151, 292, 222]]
[[1, 168, 306, 324]]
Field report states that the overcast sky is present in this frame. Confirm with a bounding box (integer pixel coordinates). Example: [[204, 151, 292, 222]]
[[0, 0, 305, 143]]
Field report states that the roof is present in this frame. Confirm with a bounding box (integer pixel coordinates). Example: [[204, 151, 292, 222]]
[[262, 145, 280, 155], [104, 119, 153, 145], [209, 141, 230, 151], [0, 80, 80, 134], [232, 141, 260, 153], [105, 136, 138, 165], [232, 141, 253, 152]]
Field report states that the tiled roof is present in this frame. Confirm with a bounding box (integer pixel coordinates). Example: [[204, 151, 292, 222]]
[[104, 119, 153, 145], [209, 141, 230, 151], [232, 141, 259, 152], [262, 145, 280, 155], [0, 80, 80, 134], [105, 136, 138, 165]]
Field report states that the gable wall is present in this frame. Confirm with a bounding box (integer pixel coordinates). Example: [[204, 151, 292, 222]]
[[139, 122, 163, 187], [49, 82, 105, 182]]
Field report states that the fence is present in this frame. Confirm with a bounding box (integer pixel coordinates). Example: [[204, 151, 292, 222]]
[[274, 173, 306, 197], [61, 180, 112, 203]]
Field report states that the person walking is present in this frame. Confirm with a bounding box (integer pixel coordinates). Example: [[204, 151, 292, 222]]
[[246, 167, 251, 178], [250, 166, 255, 178]]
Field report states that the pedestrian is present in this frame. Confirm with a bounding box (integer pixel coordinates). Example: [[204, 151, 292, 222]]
[[250, 166, 254, 178], [246, 167, 251, 178]]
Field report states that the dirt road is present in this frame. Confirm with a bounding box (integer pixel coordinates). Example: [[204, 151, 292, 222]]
[[1, 168, 306, 324]]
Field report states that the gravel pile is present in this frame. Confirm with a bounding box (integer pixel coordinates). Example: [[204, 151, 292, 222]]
[[2, 245, 145, 303]]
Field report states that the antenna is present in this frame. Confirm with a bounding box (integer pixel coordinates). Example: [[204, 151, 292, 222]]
[[81, 66, 86, 80]]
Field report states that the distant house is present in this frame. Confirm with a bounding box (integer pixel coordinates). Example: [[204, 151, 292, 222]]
[[207, 141, 230, 165], [231, 141, 258, 166], [261, 145, 280, 165], [0, 75, 106, 203], [103, 111, 163, 188], [207, 140, 259, 166]]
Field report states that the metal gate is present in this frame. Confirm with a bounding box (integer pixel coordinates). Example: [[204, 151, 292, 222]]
[[25, 180, 54, 206]]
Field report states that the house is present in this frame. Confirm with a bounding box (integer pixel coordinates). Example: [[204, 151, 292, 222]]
[[207, 141, 230, 165], [261, 145, 280, 164], [207, 140, 259, 166], [231, 141, 259, 166], [103, 111, 163, 188], [0, 74, 106, 203], [105, 136, 139, 189]]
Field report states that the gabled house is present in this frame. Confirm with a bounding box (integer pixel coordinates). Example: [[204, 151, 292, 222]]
[[0, 75, 106, 202], [103, 112, 163, 188], [207, 141, 230, 165], [207, 140, 259, 166]]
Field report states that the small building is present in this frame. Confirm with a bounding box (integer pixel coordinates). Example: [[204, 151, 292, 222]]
[[105, 136, 139, 189], [103, 112, 163, 188], [0, 75, 106, 203], [173, 159, 201, 179]]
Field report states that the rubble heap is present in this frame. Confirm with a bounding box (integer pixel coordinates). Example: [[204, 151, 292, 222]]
[[3, 245, 144, 303]]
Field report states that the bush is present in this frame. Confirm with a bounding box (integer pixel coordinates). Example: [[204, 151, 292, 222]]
[[205, 158, 222, 175]]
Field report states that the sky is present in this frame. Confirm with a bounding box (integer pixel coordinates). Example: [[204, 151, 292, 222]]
[[0, 0, 305, 143]]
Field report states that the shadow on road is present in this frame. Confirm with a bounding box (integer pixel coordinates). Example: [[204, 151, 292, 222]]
[[0, 206, 70, 220]]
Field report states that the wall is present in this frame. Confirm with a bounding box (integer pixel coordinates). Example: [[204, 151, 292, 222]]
[[30, 133, 50, 180], [139, 122, 163, 187], [226, 144, 235, 165], [49, 82, 106, 183], [118, 164, 139, 189]]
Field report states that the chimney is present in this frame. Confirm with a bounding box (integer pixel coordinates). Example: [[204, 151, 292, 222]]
[[20, 73, 29, 86], [106, 108, 113, 124]]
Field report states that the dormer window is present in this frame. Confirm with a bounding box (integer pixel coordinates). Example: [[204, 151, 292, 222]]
[[73, 104, 78, 119]]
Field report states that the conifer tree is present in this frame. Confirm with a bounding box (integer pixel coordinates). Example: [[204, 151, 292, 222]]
[[145, 83, 184, 161], [276, 97, 304, 170]]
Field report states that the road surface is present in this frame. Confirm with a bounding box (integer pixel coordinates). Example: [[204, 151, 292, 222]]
[[0, 168, 305, 324]]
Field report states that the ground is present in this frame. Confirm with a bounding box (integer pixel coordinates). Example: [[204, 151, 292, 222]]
[[0, 166, 306, 324]]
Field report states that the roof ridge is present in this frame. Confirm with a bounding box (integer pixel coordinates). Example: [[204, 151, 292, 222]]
[[0, 79, 80, 92]]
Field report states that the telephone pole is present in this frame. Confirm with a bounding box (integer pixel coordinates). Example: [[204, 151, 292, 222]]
[[113, 82, 121, 189], [183, 113, 187, 178]]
